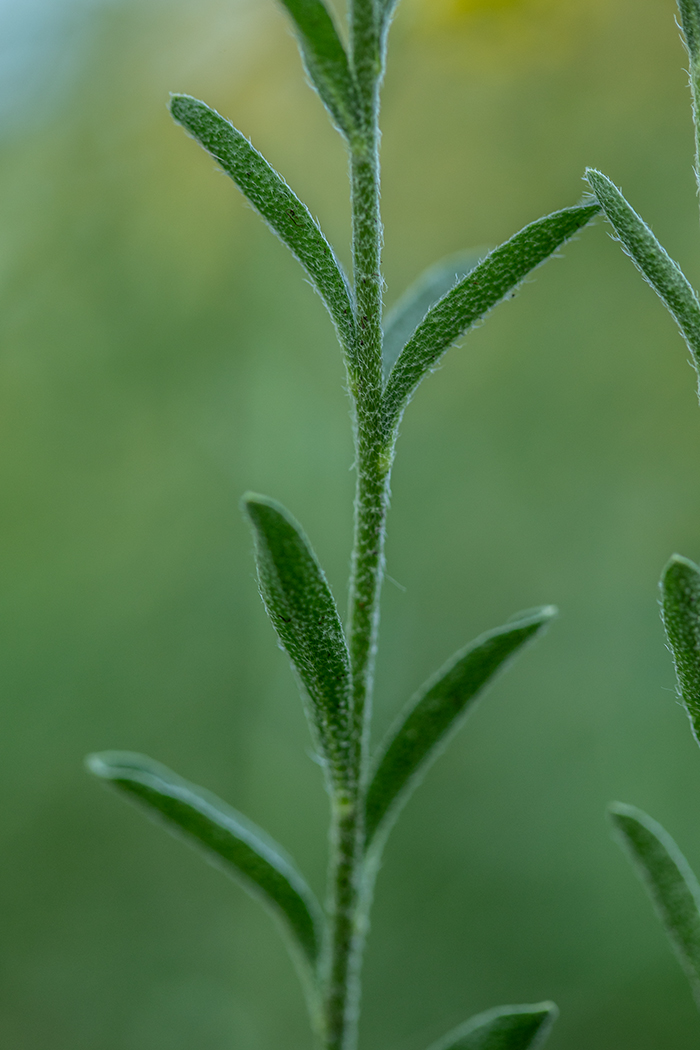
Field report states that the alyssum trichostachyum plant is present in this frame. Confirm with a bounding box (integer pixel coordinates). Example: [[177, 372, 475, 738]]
[[85, 0, 600, 1047], [585, 0, 700, 1023]]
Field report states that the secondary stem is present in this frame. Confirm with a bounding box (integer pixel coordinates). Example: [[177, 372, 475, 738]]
[[324, 2, 388, 1048]]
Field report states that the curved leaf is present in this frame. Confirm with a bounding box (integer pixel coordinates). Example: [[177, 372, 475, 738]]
[[86, 751, 324, 970], [278, 0, 360, 140], [660, 553, 700, 745], [382, 248, 489, 376], [585, 169, 700, 370], [170, 94, 355, 354], [364, 606, 556, 847], [382, 204, 599, 430], [426, 1002, 557, 1050], [243, 493, 354, 792], [610, 802, 700, 1004]]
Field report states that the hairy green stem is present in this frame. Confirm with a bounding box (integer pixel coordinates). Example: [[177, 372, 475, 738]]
[[323, 1, 388, 1047]]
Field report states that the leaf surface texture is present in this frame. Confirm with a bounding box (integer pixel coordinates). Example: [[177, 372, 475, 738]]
[[87, 751, 323, 968], [364, 606, 555, 846], [244, 494, 354, 790], [382, 204, 599, 427], [610, 802, 700, 1003], [170, 94, 355, 352]]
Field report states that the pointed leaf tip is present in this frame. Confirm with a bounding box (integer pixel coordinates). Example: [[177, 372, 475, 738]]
[[609, 802, 700, 1005], [426, 1002, 558, 1050], [242, 495, 353, 790], [86, 751, 323, 969], [660, 553, 700, 746], [169, 95, 354, 354], [365, 606, 555, 847]]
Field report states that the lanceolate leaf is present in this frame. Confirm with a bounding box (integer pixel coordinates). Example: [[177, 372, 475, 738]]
[[86, 751, 324, 970], [660, 553, 700, 745], [364, 606, 556, 846], [585, 169, 700, 370], [384, 204, 596, 426], [170, 95, 355, 353], [426, 1002, 558, 1050], [610, 802, 700, 1004], [243, 494, 354, 791], [382, 204, 598, 428], [278, 0, 359, 140], [383, 249, 488, 376]]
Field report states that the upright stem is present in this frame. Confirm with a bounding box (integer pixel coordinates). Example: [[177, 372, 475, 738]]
[[323, 2, 389, 1048]]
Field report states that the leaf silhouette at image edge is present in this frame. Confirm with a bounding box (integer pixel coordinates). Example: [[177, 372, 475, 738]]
[[382, 248, 490, 376], [609, 802, 700, 1002], [277, 0, 360, 140], [169, 94, 355, 356], [382, 204, 599, 428], [585, 169, 700, 370], [86, 751, 324, 969], [661, 553, 700, 745], [243, 493, 354, 791], [364, 606, 556, 847], [425, 1002, 558, 1050]]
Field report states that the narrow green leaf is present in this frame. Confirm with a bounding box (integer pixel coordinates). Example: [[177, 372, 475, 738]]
[[382, 205, 599, 428], [679, 0, 700, 62], [243, 493, 354, 791], [383, 248, 489, 376], [86, 751, 324, 970], [364, 606, 556, 847], [277, 0, 359, 140], [585, 169, 700, 369], [169, 94, 355, 354], [610, 802, 700, 1004], [426, 1002, 558, 1050], [661, 553, 700, 745]]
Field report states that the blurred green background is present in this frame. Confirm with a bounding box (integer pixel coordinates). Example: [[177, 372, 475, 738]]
[[2, 0, 700, 1046]]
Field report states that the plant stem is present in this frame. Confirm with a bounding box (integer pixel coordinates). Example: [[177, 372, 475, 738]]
[[324, 2, 388, 1048]]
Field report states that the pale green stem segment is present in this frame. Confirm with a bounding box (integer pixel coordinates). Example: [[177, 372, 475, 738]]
[[660, 553, 700, 746], [585, 169, 700, 378], [169, 94, 356, 357], [382, 204, 600, 436], [86, 751, 325, 1022], [276, 0, 361, 142], [242, 494, 355, 796], [609, 803, 700, 1006], [364, 606, 556, 849], [382, 248, 490, 376], [425, 1002, 558, 1050], [678, 0, 700, 203]]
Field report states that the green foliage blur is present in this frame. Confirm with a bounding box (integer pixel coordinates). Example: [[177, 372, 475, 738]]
[[1, 0, 700, 1045]]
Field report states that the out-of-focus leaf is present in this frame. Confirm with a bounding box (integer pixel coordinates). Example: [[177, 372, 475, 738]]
[[382, 249, 489, 376], [277, 0, 359, 140], [170, 94, 355, 354], [87, 751, 324, 970], [661, 553, 700, 745], [364, 606, 556, 847], [610, 802, 700, 1004], [243, 494, 354, 791], [585, 169, 700, 373], [382, 205, 599, 428], [425, 1002, 558, 1050]]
